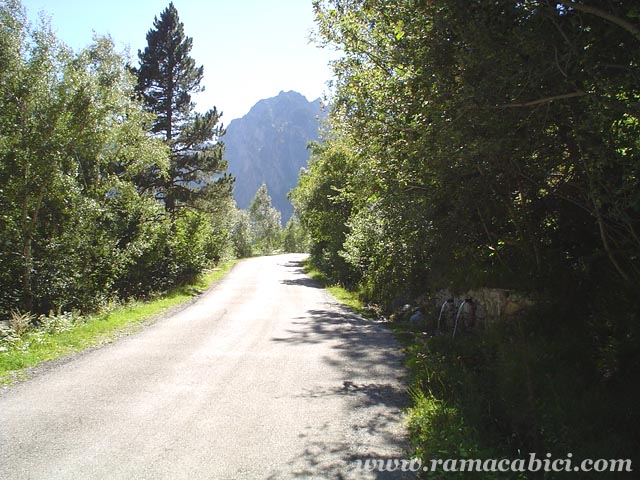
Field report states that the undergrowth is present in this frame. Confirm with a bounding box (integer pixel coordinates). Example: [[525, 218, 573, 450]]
[[400, 302, 640, 479], [304, 256, 639, 479]]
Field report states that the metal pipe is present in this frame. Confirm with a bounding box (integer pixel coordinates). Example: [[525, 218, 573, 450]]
[[436, 301, 448, 332], [452, 300, 467, 340]]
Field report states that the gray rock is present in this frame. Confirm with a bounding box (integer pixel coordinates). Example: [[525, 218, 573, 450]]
[[409, 310, 424, 325]]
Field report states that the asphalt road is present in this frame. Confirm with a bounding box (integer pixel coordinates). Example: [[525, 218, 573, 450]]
[[0, 254, 410, 479]]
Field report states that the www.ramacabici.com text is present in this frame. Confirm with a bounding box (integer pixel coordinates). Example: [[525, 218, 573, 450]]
[[353, 453, 633, 474]]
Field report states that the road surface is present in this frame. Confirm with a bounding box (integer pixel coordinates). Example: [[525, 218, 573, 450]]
[[0, 254, 410, 479]]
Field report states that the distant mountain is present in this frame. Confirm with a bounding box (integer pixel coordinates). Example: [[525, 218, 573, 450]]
[[223, 91, 324, 223]]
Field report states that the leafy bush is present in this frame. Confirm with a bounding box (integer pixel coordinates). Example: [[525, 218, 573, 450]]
[[230, 209, 253, 258], [403, 299, 640, 478]]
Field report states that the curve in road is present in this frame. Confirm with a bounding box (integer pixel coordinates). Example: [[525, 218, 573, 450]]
[[0, 254, 410, 479]]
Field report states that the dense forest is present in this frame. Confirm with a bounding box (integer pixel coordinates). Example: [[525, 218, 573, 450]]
[[0, 1, 239, 317], [291, 0, 640, 474]]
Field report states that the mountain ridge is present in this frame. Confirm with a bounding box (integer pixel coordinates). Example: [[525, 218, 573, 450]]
[[223, 90, 324, 222]]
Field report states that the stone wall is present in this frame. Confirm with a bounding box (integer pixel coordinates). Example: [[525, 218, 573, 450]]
[[431, 288, 533, 331]]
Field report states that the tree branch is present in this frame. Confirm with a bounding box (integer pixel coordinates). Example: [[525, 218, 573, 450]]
[[499, 90, 587, 108], [558, 1, 640, 42]]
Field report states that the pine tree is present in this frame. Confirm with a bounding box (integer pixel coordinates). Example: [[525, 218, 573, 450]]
[[134, 2, 232, 213]]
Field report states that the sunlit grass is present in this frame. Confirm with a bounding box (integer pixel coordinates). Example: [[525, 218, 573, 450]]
[[0, 259, 237, 385]]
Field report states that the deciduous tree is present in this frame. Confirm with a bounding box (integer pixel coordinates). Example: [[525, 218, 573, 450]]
[[248, 184, 282, 254]]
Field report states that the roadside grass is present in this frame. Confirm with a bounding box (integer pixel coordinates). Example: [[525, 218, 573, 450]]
[[397, 308, 640, 479], [300, 259, 516, 477], [302, 260, 375, 318], [0, 259, 237, 385], [299, 259, 640, 476]]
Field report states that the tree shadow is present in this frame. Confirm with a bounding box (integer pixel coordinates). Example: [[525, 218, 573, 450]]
[[270, 305, 413, 478], [280, 277, 322, 288], [264, 441, 418, 479], [283, 307, 410, 419], [272, 309, 405, 375], [296, 380, 407, 410], [279, 259, 318, 287], [282, 259, 305, 268]]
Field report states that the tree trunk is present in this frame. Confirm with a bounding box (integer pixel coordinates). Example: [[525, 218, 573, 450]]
[[22, 233, 33, 312], [21, 182, 46, 313]]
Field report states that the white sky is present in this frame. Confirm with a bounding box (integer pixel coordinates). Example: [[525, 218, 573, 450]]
[[21, 0, 336, 122]]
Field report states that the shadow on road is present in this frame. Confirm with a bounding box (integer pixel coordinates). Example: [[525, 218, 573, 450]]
[[279, 259, 320, 288], [273, 309, 404, 374], [271, 306, 413, 479], [283, 259, 304, 266], [280, 277, 322, 288], [265, 444, 418, 480], [278, 307, 409, 415]]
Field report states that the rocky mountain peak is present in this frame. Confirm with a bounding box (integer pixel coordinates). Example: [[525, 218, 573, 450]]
[[224, 91, 324, 222]]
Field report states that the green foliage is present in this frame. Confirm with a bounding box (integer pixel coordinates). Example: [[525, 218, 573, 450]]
[[311, 0, 640, 297], [134, 2, 232, 213], [0, 1, 235, 318], [170, 209, 227, 283], [0, 4, 169, 314], [282, 215, 310, 253], [229, 185, 285, 258], [304, 0, 640, 468], [290, 140, 358, 285], [128, 2, 236, 289], [405, 388, 513, 480], [230, 208, 253, 258], [402, 301, 640, 478], [248, 183, 282, 254]]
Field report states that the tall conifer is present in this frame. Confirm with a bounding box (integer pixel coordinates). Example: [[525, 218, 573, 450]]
[[135, 2, 231, 213]]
